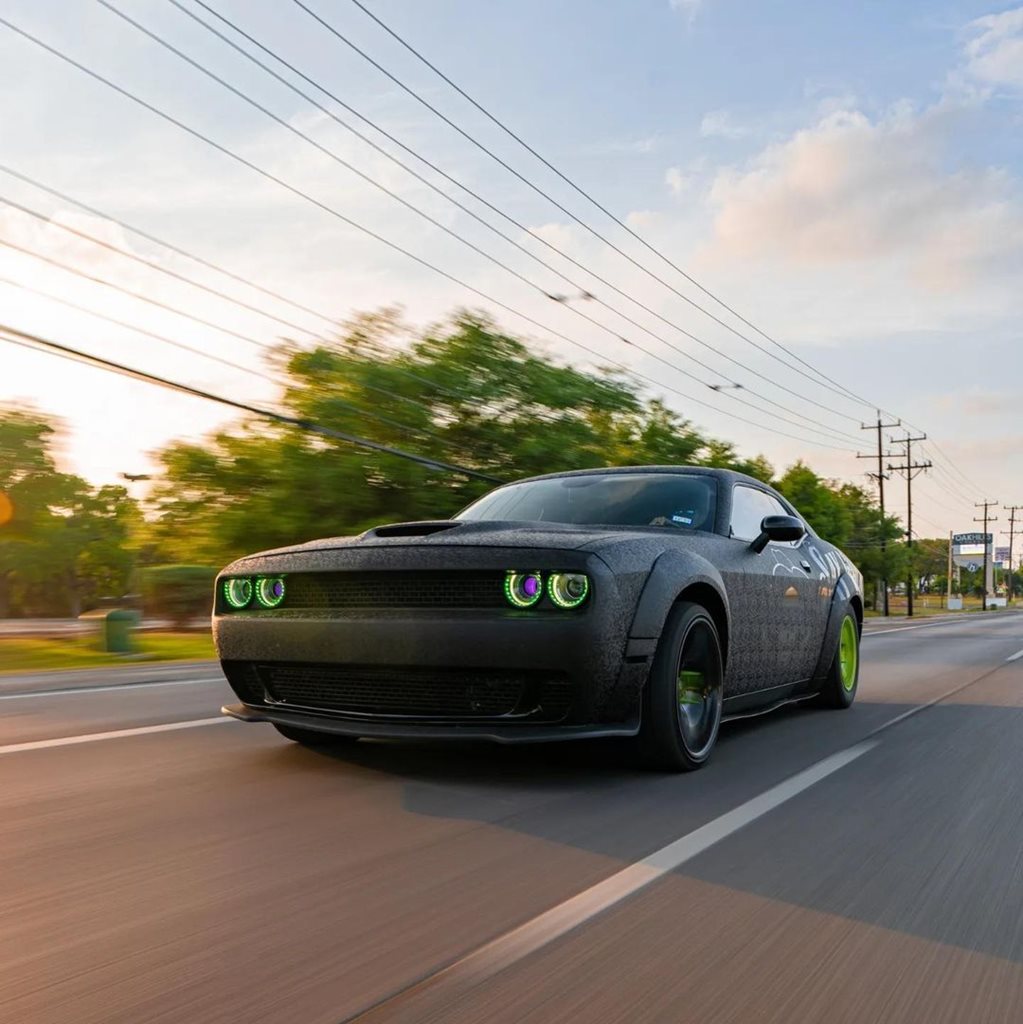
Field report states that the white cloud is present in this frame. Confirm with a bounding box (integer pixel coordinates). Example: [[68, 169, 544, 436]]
[[701, 101, 1023, 300], [937, 389, 1018, 416], [699, 109, 748, 140], [665, 166, 691, 195], [965, 6, 1023, 87], [669, 0, 701, 26]]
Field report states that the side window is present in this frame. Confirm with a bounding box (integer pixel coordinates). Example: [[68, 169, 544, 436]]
[[729, 486, 793, 543]]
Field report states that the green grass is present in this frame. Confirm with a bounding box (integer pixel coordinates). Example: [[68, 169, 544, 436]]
[[865, 598, 1017, 618], [0, 632, 216, 674]]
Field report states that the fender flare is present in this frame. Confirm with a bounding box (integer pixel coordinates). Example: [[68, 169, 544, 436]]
[[628, 549, 732, 651], [811, 573, 862, 681]]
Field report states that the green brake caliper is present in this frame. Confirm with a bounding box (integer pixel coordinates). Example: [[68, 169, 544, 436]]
[[678, 669, 705, 707]]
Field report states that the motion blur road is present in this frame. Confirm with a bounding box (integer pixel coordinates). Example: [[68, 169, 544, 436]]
[[4, 612, 1023, 1023]]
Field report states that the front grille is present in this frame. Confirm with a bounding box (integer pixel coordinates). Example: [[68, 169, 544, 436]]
[[233, 662, 573, 722], [282, 571, 506, 610]]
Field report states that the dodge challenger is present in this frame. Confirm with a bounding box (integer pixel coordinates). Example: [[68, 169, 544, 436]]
[[215, 466, 863, 770]]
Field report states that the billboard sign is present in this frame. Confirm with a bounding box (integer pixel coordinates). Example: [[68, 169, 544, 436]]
[[952, 533, 992, 546], [996, 546, 1011, 563], [952, 533, 994, 576]]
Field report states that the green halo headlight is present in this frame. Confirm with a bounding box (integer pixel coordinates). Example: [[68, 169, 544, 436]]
[[223, 577, 253, 610], [505, 571, 542, 608], [547, 572, 590, 609], [255, 576, 286, 608]]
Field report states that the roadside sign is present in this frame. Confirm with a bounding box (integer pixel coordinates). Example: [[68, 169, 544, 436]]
[[953, 533, 994, 574]]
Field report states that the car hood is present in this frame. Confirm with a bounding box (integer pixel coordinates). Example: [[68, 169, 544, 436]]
[[230, 519, 698, 564]]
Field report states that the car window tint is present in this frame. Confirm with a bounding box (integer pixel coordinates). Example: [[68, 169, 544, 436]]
[[457, 474, 717, 530], [729, 485, 790, 542]]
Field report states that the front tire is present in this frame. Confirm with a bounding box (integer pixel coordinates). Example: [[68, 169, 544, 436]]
[[816, 608, 860, 709], [637, 601, 724, 771], [273, 723, 359, 746]]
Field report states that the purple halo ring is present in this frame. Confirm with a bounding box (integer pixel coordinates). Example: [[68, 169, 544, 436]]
[[255, 576, 286, 608], [504, 570, 543, 608]]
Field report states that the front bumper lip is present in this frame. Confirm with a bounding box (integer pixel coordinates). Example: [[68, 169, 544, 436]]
[[221, 702, 640, 744]]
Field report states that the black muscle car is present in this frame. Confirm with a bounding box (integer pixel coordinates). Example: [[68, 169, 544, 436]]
[[215, 467, 863, 770]]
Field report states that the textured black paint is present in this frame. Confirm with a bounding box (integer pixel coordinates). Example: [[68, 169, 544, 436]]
[[213, 467, 862, 740]]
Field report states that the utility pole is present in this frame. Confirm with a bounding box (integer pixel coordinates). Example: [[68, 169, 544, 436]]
[[974, 501, 998, 611], [1004, 506, 1021, 604], [859, 415, 900, 616], [887, 432, 931, 618], [947, 530, 953, 610]]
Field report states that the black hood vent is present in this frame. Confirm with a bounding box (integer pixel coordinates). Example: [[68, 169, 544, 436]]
[[364, 520, 462, 539]]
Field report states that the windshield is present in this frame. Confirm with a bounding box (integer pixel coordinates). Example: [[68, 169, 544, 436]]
[[457, 473, 717, 531]]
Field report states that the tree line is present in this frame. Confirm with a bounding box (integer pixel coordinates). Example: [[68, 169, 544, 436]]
[[0, 310, 975, 617]]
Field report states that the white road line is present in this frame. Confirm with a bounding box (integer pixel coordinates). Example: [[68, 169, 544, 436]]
[[0, 717, 230, 756], [353, 740, 877, 1016], [0, 677, 223, 701], [865, 616, 1014, 637], [1007, 649, 1023, 662]]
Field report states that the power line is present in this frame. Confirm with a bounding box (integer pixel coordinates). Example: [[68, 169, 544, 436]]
[[1, 193, 324, 341], [99, 0, 861, 448], [0, 237, 457, 430], [923, 457, 976, 508], [291, 0, 877, 417], [922, 440, 983, 497], [0, 322, 502, 482], [0, 14, 856, 454], [342, 0, 880, 414], [0, 236, 276, 354], [0, 164, 473, 407], [165, 0, 863, 441], [0, 162, 339, 331], [0, 271, 271, 384], [0, 275, 447, 443]]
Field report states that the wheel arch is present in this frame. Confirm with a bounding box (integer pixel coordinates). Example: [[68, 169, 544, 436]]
[[629, 549, 731, 668], [812, 574, 862, 681], [849, 593, 863, 633], [675, 582, 730, 670]]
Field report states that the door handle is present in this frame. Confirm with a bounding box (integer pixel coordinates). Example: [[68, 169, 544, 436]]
[[800, 560, 813, 573]]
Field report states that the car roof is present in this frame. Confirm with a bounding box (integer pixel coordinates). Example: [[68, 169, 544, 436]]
[[510, 465, 771, 490]]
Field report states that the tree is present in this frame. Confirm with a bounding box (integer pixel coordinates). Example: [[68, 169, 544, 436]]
[[0, 407, 141, 616], [773, 462, 903, 608], [147, 311, 777, 566], [909, 537, 949, 593]]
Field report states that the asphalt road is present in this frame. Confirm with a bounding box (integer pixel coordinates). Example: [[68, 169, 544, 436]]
[[4, 612, 1023, 1023]]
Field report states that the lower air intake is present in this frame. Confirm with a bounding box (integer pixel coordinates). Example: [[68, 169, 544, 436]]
[[235, 662, 573, 722]]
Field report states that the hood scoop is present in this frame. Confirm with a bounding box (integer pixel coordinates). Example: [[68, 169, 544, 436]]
[[363, 520, 462, 539]]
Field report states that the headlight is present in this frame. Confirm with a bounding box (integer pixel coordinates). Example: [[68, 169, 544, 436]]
[[504, 571, 542, 608], [255, 576, 286, 608], [547, 572, 590, 609], [223, 577, 253, 610]]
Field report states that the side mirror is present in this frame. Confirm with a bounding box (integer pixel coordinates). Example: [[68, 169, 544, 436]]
[[751, 514, 805, 553]]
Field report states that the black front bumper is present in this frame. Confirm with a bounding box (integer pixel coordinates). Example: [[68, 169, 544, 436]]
[[212, 548, 650, 739]]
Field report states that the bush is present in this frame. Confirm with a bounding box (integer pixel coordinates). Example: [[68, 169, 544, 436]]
[[140, 565, 218, 627]]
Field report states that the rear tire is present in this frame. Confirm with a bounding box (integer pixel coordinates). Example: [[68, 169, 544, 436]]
[[273, 723, 359, 746], [815, 607, 859, 709], [636, 601, 724, 771]]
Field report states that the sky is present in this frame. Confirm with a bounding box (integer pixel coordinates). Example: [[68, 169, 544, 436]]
[[1, 0, 1022, 539]]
